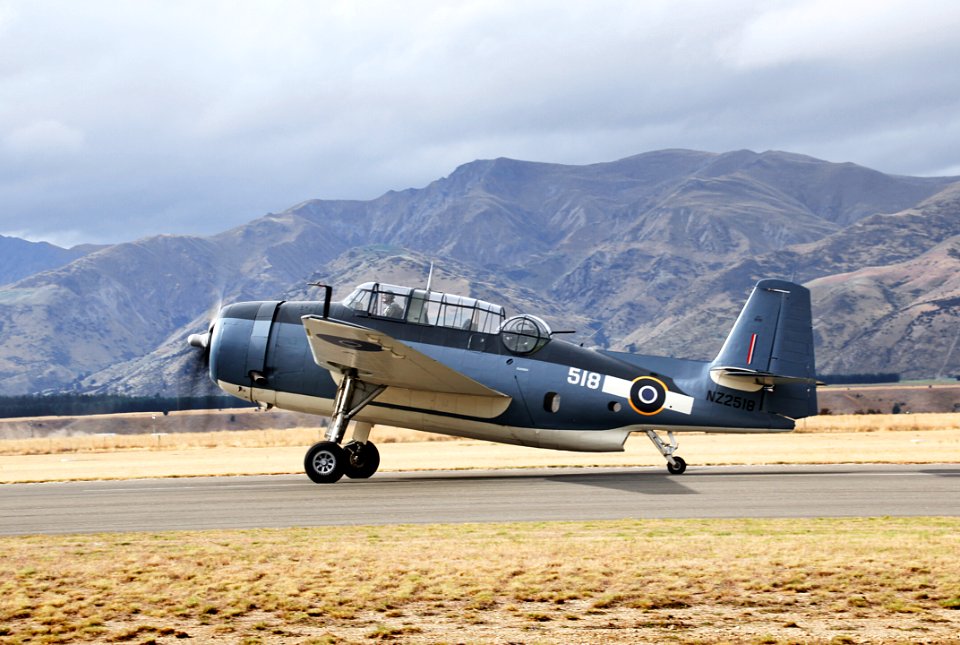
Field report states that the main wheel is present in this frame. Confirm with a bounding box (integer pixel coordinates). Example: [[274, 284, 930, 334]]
[[667, 456, 687, 475], [343, 441, 380, 479], [304, 441, 346, 484]]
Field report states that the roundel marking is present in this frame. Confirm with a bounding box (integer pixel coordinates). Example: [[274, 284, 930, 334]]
[[628, 375, 668, 416], [316, 334, 382, 352]]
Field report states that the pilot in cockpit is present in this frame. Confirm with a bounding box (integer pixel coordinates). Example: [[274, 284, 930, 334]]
[[381, 291, 403, 319]]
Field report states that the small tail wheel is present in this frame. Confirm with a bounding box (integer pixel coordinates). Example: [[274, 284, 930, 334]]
[[667, 456, 687, 475], [304, 441, 346, 484]]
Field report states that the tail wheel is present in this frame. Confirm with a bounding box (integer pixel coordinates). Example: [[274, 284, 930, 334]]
[[667, 456, 687, 475], [304, 441, 346, 484], [343, 441, 380, 479]]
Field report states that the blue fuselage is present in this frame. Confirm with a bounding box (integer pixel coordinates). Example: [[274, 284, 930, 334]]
[[207, 299, 795, 448]]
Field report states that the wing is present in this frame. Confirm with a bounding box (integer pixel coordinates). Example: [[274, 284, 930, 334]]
[[301, 315, 511, 418]]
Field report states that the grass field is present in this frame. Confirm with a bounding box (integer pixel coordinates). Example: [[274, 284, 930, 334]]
[[2, 518, 959, 644], [4, 413, 959, 643]]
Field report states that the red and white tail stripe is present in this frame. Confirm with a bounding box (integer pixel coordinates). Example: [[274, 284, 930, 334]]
[[746, 333, 757, 365]]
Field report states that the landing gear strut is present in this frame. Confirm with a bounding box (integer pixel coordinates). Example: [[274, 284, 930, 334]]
[[304, 370, 386, 484], [645, 429, 687, 475]]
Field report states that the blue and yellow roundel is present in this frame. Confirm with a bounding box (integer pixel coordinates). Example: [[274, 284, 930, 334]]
[[628, 376, 668, 415]]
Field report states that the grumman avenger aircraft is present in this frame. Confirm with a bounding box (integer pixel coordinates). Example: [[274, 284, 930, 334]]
[[188, 277, 818, 484]]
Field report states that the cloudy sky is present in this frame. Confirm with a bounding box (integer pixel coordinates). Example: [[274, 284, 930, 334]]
[[2, 0, 959, 246]]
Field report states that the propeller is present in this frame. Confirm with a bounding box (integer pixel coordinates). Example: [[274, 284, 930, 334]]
[[179, 292, 225, 409], [187, 289, 225, 372], [187, 321, 214, 361], [185, 315, 217, 387]]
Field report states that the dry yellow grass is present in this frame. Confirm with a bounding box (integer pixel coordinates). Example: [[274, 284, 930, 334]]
[[796, 412, 960, 433], [2, 518, 959, 643], [1, 414, 959, 483], [4, 413, 959, 643], [1, 412, 957, 455], [0, 425, 443, 456]]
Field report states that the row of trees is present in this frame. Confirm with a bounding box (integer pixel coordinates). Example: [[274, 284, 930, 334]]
[[818, 373, 900, 385], [0, 393, 255, 419]]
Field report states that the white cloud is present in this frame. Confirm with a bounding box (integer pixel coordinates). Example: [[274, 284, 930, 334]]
[[0, 0, 958, 244], [4, 120, 84, 156], [720, 0, 960, 69]]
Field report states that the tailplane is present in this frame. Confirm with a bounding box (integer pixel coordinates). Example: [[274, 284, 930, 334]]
[[710, 279, 819, 419]]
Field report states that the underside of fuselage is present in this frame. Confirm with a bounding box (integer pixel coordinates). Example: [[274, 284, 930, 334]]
[[218, 380, 794, 454]]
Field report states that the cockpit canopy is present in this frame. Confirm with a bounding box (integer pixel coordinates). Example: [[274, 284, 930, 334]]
[[342, 282, 506, 334], [500, 315, 552, 355]]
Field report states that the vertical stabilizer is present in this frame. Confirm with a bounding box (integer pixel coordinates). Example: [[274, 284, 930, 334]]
[[710, 279, 818, 418]]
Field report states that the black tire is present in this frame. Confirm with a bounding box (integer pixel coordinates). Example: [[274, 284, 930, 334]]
[[343, 441, 380, 479], [304, 441, 346, 484], [667, 456, 687, 475]]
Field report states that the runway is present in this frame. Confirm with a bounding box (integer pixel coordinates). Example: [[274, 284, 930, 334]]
[[3, 464, 959, 536]]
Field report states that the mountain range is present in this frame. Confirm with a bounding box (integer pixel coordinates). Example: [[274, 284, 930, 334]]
[[0, 236, 97, 286], [1, 149, 958, 398]]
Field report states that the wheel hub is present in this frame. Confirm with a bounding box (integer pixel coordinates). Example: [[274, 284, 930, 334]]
[[312, 450, 337, 475]]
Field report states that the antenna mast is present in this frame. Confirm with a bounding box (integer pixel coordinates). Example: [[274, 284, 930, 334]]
[[425, 262, 434, 291]]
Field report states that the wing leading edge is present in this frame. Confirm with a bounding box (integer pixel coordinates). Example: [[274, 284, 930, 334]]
[[301, 315, 511, 418]]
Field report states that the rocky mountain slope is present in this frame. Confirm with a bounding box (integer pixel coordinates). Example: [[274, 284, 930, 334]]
[[620, 182, 960, 366], [1, 149, 958, 397]]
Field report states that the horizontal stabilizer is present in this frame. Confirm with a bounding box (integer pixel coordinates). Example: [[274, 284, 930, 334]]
[[710, 366, 822, 392]]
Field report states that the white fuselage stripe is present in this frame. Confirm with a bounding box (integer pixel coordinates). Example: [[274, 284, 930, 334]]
[[602, 375, 694, 415]]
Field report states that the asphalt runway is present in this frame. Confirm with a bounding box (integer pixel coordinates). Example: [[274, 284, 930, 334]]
[[3, 464, 959, 536]]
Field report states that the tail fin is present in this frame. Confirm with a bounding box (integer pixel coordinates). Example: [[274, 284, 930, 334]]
[[710, 279, 819, 419]]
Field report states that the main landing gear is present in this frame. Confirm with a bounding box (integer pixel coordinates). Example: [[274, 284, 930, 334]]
[[304, 439, 381, 483], [304, 370, 385, 484], [645, 429, 687, 475]]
